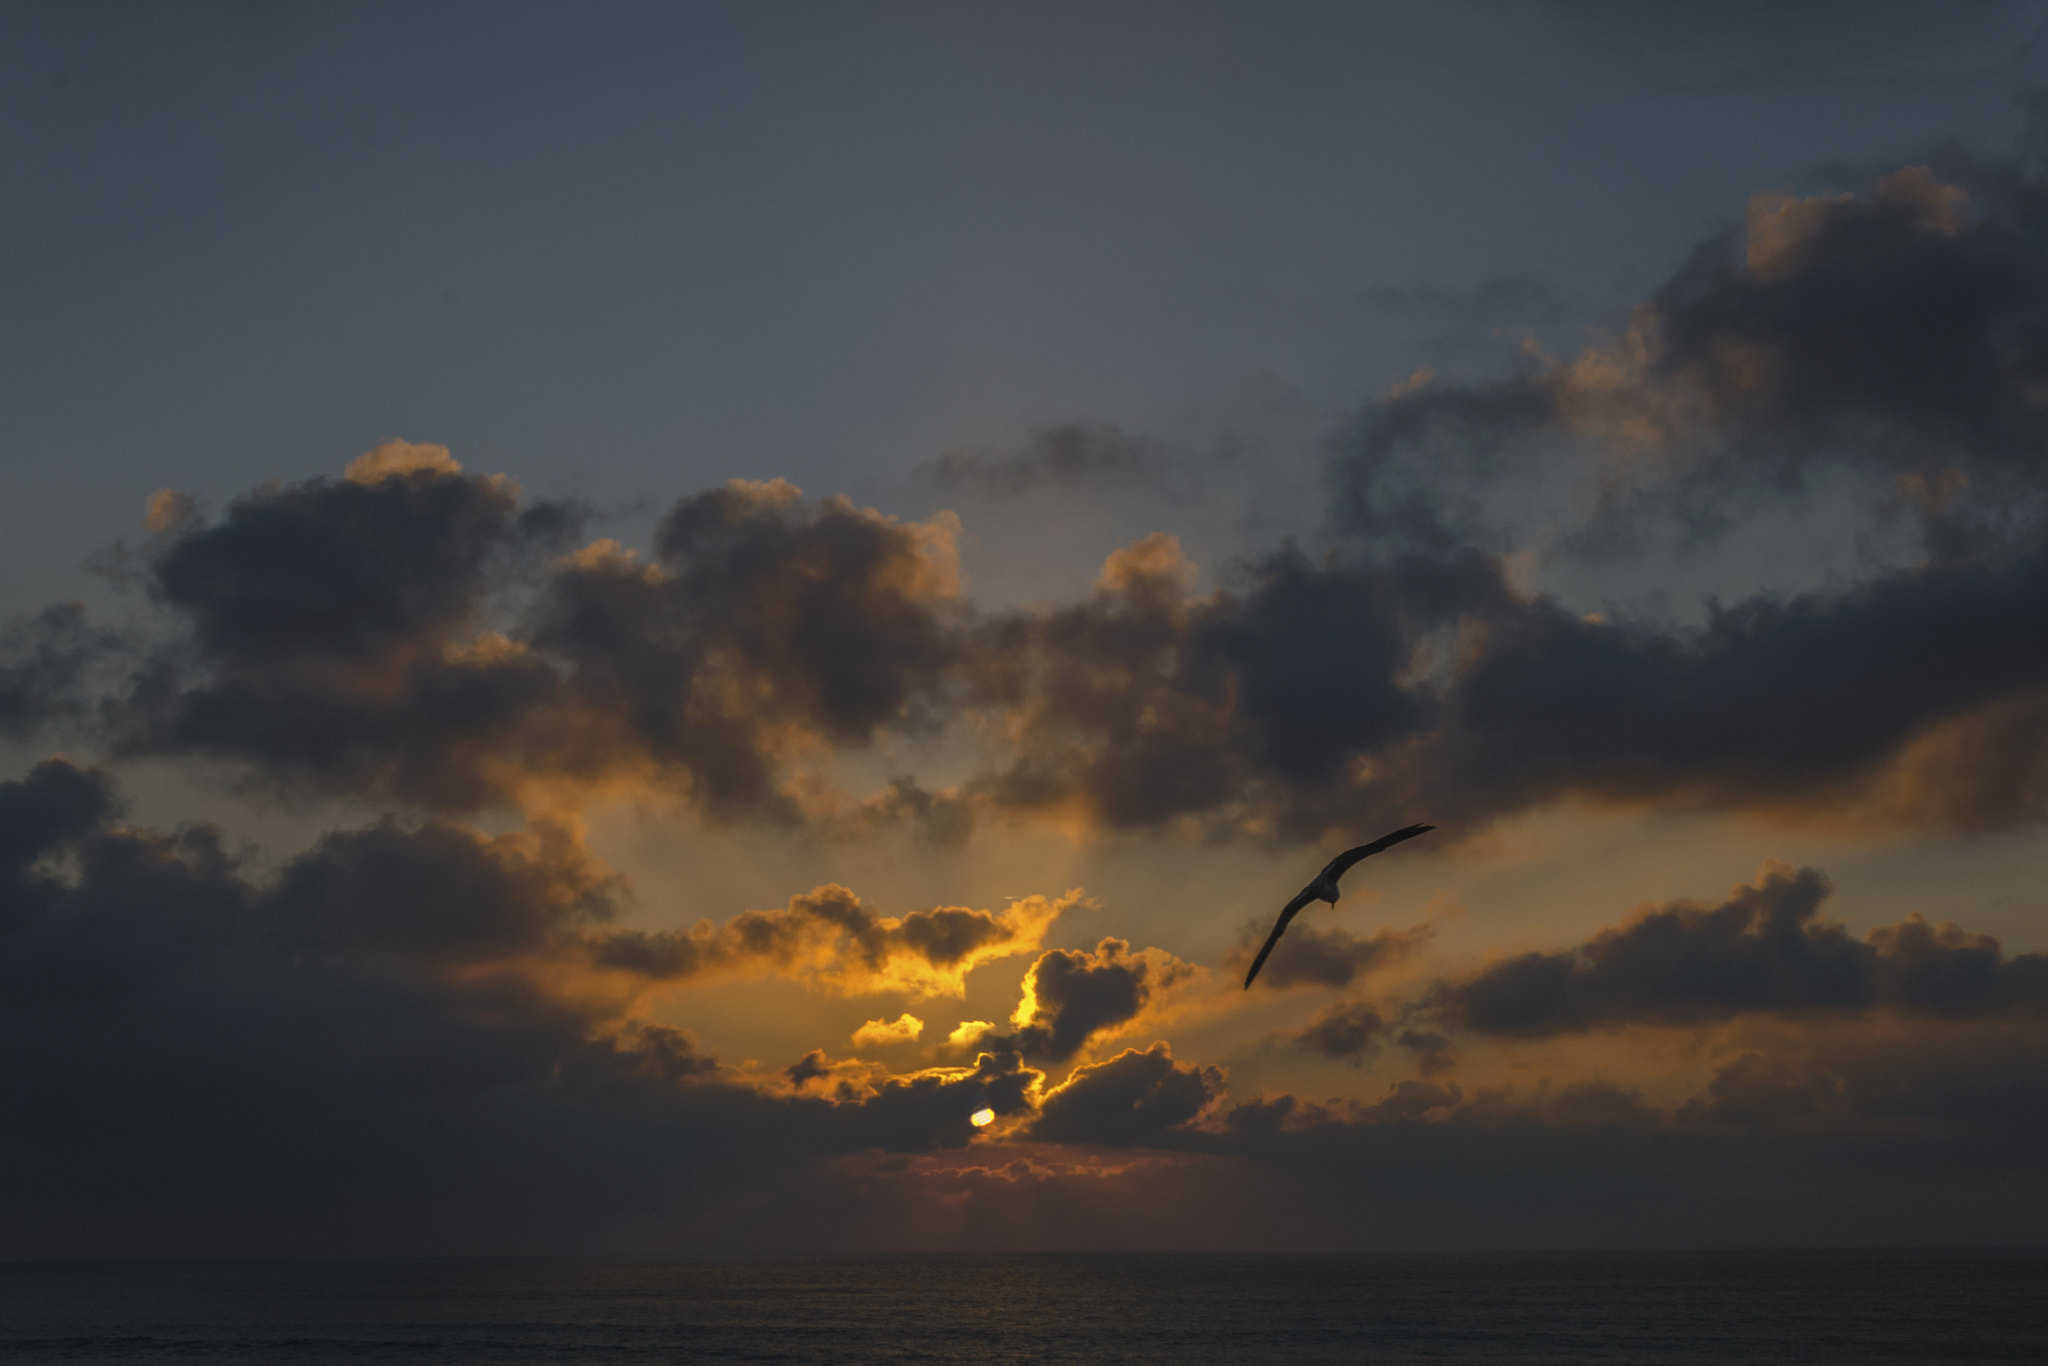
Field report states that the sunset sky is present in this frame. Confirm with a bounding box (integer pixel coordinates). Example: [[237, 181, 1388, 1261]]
[[4, 1, 2048, 1256]]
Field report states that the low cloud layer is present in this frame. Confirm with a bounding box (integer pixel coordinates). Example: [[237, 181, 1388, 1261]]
[[2, 750, 2043, 1254]]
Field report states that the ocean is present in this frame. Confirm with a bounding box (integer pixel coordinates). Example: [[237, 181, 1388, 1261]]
[[2, 1251, 2043, 1364]]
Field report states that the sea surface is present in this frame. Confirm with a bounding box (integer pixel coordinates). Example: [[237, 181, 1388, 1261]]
[[2, 1251, 2044, 1364]]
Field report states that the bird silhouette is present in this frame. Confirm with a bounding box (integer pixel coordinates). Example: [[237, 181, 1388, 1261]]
[[1243, 823, 1436, 989]]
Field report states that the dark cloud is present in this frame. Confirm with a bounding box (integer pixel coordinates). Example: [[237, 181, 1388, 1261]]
[[952, 169, 2048, 836], [1647, 167, 2048, 491], [1430, 540, 2048, 824], [1285, 1001, 1388, 1063], [0, 758, 1068, 1256], [4, 161, 2044, 857], [48, 203, 2048, 845], [963, 535, 1452, 836], [1395, 1029, 1458, 1078], [1001, 937, 1195, 1064], [1113, 1025, 2048, 1248], [785, 1047, 837, 1091], [0, 753, 116, 845], [974, 505, 2048, 836], [108, 463, 964, 825], [267, 816, 617, 965], [1028, 1043, 1226, 1146], [1676, 1052, 1847, 1127], [116, 457, 569, 809], [1229, 918, 1431, 991], [1330, 163, 2048, 557], [151, 459, 522, 661], [1431, 862, 2048, 1036], [530, 478, 963, 821], [3, 761, 2046, 1256], [848, 1048, 1044, 1151], [0, 603, 120, 738], [1328, 377, 1558, 555], [86, 441, 2048, 847], [916, 422, 1181, 498]]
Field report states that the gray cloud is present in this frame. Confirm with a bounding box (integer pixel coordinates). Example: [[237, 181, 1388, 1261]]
[[13, 164, 2048, 855], [1002, 938, 1194, 1064], [1286, 1001, 1388, 1062], [1431, 862, 2048, 1036], [916, 422, 1184, 498], [0, 758, 1050, 1257], [529, 478, 963, 821], [115, 459, 571, 809], [1331, 162, 2048, 560], [0, 603, 121, 739], [1229, 919, 1432, 991], [4, 755, 2046, 1255], [1028, 1043, 1226, 1146]]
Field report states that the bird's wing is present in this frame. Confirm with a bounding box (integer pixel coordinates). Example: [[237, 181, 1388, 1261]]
[[1320, 823, 1436, 883], [1243, 885, 1321, 990]]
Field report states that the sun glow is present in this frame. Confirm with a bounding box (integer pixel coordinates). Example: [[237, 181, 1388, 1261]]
[[970, 1107, 996, 1127]]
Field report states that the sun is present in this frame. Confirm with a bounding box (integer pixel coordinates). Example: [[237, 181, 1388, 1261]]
[[969, 1107, 996, 1127]]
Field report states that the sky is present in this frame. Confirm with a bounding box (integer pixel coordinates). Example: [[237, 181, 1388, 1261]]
[[3, 0, 2048, 1256]]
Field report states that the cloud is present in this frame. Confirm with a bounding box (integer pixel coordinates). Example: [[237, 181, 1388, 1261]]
[[42, 251, 2048, 845], [1228, 918, 1432, 991], [14, 155, 2048, 1257], [0, 757, 120, 884], [0, 757, 758, 1253], [109, 456, 970, 826], [344, 439, 467, 485], [1328, 162, 2048, 558], [1430, 861, 2048, 1035], [6, 159, 2043, 856], [852, 1013, 925, 1048], [831, 1048, 1046, 1151], [969, 506, 2048, 836], [1285, 1001, 1389, 1062], [142, 488, 197, 533], [0, 604, 122, 739], [997, 937, 1201, 1063], [4, 757, 2047, 1255], [916, 422, 1183, 497], [588, 885, 1075, 999], [527, 479, 964, 820], [1676, 1051, 1846, 1127], [1028, 1043, 1227, 1146], [0, 757, 1083, 1256], [114, 450, 573, 810], [962, 536, 1455, 837], [1396, 1029, 1458, 1078]]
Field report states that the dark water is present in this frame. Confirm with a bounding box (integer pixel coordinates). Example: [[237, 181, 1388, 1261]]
[[2, 1252, 2044, 1364]]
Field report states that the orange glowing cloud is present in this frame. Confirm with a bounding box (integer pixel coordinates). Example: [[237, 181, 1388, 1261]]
[[852, 1013, 926, 1048], [587, 885, 1082, 999], [944, 936, 1207, 1066]]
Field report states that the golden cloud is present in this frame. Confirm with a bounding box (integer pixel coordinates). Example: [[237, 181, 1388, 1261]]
[[588, 885, 1081, 1000]]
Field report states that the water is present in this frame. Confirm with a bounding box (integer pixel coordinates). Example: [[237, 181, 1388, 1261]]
[[2, 1252, 2043, 1364]]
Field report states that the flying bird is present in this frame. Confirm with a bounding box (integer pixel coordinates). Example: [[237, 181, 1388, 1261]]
[[1243, 823, 1436, 990]]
